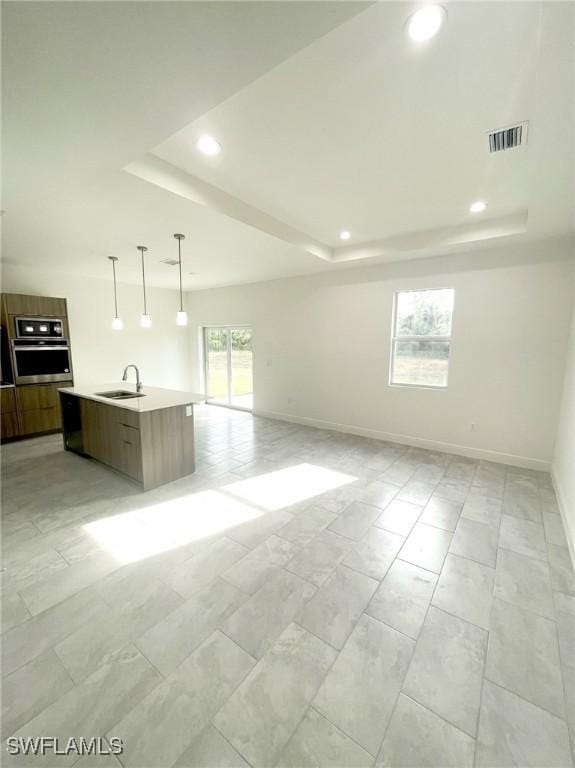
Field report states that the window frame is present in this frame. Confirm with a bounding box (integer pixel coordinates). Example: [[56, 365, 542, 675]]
[[388, 287, 455, 390]]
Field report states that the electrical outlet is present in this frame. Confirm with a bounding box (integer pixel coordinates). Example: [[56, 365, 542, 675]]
[[186, 405, 192, 416], [471, 422, 477, 432], [287, 397, 293, 405]]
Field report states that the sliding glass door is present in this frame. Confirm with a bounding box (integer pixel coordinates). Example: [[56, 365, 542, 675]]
[[204, 326, 253, 410]]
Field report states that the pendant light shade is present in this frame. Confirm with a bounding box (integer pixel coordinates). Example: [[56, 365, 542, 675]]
[[108, 256, 123, 330], [137, 245, 152, 328], [174, 233, 188, 326]]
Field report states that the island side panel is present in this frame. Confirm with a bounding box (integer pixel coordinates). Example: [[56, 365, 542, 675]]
[[139, 404, 195, 490]]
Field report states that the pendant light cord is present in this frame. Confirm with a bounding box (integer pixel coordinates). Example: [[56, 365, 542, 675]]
[[139, 247, 148, 314], [112, 259, 119, 317], [178, 237, 184, 312]]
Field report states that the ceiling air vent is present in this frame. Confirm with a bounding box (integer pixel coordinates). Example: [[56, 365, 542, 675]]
[[488, 122, 528, 153], [160, 258, 179, 266]]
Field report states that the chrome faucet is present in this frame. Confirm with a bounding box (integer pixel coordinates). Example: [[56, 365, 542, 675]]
[[122, 364, 143, 393]]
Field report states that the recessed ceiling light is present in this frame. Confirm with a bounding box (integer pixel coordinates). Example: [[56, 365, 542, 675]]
[[407, 5, 446, 42], [339, 230, 351, 241], [196, 134, 221, 156], [469, 201, 488, 214]]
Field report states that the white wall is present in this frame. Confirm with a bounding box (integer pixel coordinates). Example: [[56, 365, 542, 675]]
[[186, 237, 575, 470], [1, 264, 192, 390], [553, 268, 575, 559]]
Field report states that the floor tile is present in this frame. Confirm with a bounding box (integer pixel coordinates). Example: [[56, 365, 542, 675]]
[[556, 611, 575, 669], [285, 529, 353, 587], [56, 572, 184, 682], [366, 559, 437, 639], [328, 501, 382, 541], [109, 677, 200, 767], [298, 565, 378, 649], [2, 587, 109, 677], [214, 623, 336, 768], [543, 512, 569, 547], [161, 537, 249, 599], [380, 462, 416, 487], [226, 509, 295, 549], [397, 480, 436, 507], [137, 578, 246, 675], [398, 523, 451, 573], [1, 650, 74, 739], [377, 694, 475, 767], [277, 507, 337, 547], [174, 725, 250, 768], [113, 630, 255, 767], [1, 592, 31, 635], [433, 553, 494, 630], [278, 707, 374, 768], [343, 526, 404, 581], [374, 500, 421, 537], [499, 515, 547, 562], [222, 568, 316, 658], [18, 552, 118, 616], [461, 491, 502, 528], [503, 489, 542, 524], [547, 543, 575, 595], [475, 680, 573, 768], [433, 479, 470, 504], [222, 535, 295, 594], [419, 496, 461, 532], [314, 614, 414, 756], [449, 517, 498, 567], [5, 646, 161, 768], [2, 409, 569, 768], [554, 591, 575, 616], [494, 548, 554, 619], [485, 598, 565, 717], [402, 606, 487, 736]]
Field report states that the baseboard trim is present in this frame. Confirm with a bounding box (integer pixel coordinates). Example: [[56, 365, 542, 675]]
[[253, 408, 551, 472], [551, 466, 575, 568]]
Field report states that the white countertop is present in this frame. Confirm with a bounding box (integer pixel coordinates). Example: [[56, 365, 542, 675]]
[[58, 383, 205, 412]]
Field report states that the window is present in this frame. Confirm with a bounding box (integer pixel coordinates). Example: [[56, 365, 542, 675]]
[[390, 288, 454, 388]]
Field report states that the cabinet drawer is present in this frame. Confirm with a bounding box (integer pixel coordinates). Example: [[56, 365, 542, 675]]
[[17, 383, 72, 412], [19, 406, 61, 435], [1, 411, 19, 439], [1, 387, 16, 413], [117, 425, 142, 481], [113, 408, 140, 429]]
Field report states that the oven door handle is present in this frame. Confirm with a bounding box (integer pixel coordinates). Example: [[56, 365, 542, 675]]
[[13, 345, 70, 351]]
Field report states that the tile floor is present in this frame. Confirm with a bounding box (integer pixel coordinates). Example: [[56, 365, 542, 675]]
[[1, 405, 574, 767]]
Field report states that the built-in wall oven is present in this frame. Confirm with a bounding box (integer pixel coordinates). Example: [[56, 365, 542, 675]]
[[12, 317, 72, 384]]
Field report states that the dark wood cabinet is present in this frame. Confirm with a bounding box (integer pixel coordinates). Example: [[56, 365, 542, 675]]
[[64, 394, 194, 490], [79, 398, 143, 482], [0, 387, 19, 439], [2, 293, 67, 317], [14, 382, 72, 435], [19, 407, 61, 435], [16, 382, 71, 412], [1, 292, 72, 441]]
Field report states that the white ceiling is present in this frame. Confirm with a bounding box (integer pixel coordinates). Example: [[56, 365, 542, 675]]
[[3, 1, 574, 290]]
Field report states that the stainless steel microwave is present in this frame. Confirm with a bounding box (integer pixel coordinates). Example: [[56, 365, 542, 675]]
[[15, 317, 64, 339]]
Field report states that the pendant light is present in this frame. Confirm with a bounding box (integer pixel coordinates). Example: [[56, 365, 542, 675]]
[[174, 233, 188, 326], [138, 245, 152, 328], [108, 256, 123, 330]]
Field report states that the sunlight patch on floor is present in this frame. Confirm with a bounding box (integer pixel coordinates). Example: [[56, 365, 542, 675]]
[[83, 463, 357, 564], [222, 463, 356, 511]]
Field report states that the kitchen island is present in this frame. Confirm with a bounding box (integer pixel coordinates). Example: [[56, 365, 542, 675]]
[[59, 384, 205, 490]]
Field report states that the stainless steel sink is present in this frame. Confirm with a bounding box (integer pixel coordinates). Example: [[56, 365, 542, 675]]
[[95, 390, 146, 400]]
